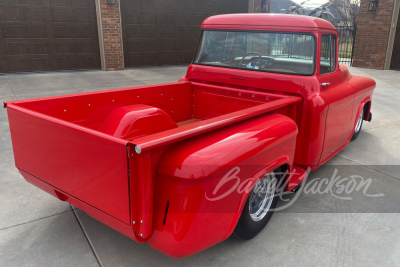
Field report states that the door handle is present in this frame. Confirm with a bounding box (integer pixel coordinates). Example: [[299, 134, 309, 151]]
[[321, 82, 331, 87]]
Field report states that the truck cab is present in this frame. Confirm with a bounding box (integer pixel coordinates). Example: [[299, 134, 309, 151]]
[[182, 13, 375, 169]]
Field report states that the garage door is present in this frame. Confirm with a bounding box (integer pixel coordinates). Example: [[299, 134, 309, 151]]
[[0, 0, 101, 73], [121, 0, 249, 67]]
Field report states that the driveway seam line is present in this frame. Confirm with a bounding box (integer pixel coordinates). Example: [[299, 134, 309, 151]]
[[118, 71, 152, 83], [336, 155, 400, 181], [4, 75, 18, 99], [0, 209, 72, 231], [71, 206, 103, 267]]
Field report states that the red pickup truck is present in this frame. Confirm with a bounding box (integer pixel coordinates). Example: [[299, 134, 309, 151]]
[[4, 14, 375, 258]]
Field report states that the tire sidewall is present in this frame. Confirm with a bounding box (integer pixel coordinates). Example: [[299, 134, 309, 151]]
[[233, 173, 280, 240]]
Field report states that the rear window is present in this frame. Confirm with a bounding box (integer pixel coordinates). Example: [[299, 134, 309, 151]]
[[193, 30, 316, 75]]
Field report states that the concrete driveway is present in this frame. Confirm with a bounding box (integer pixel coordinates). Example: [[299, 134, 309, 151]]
[[0, 66, 399, 267]]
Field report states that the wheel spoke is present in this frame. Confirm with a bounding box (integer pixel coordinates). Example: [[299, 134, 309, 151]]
[[249, 173, 276, 222], [355, 113, 363, 132]]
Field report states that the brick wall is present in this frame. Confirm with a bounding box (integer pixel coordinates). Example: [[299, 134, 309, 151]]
[[98, 0, 124, 71], [353, 0, 395, 69]]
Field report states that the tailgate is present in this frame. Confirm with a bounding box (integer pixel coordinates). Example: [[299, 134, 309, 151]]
[[7, 104, 131, 224]]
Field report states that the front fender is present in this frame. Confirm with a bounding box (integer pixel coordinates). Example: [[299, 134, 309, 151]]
[[351, 97, 372, 138], [148, 113, 298, 258]]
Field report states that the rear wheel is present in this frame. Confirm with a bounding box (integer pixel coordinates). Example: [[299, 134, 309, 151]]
[[232, 171, 279, 240], [351, 108, 364, 141]]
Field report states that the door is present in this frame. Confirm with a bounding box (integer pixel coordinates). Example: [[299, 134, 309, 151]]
[[319, 33, 355, 163], [0, 0, 101, 73]]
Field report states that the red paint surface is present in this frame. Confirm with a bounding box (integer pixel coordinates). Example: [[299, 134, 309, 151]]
[[7, 105, 131, 224], [97, 104, 178, 140], [4, 14, 375, 258], [202, 14, 336, 30]]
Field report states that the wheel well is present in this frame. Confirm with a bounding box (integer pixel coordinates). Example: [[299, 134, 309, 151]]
[[275, 164, 290, 184], [363, 101, 371, 120]]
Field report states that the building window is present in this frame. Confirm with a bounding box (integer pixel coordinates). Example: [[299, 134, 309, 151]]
[[369, 0, 378, 11]]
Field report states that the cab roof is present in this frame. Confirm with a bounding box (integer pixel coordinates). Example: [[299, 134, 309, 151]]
[[202, 14, 336, 31]]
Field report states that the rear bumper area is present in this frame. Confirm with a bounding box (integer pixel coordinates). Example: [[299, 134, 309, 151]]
[[19, 169, 140, 242]]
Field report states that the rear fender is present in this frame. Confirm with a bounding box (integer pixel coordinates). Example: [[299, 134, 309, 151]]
[[157, 113, 298, 180], [148, 113, 298, 258]]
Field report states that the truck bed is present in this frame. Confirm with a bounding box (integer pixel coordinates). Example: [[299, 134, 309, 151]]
[[8, 82, 298, 132], [5, 81, 301, 235]]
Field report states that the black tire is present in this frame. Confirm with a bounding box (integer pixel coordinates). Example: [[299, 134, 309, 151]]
[[351, 107, 364, 141], [232, 171, 280, 240]]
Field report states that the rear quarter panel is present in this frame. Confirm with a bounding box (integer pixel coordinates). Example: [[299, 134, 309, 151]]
[[147, 114, 298, 258]]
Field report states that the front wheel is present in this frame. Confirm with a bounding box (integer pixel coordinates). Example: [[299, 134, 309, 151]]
[[232, 171, 279, 240], [351, 108, 364, 141]]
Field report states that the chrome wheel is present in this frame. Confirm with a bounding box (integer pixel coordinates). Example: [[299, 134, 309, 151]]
[[249, 173, 276, 222], [355, 113, 363, 132]]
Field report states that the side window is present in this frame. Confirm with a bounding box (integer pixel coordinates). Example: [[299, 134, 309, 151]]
[[320, 34, 336, 74]]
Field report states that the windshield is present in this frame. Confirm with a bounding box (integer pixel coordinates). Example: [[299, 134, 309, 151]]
[[193, 31, 316, 75]]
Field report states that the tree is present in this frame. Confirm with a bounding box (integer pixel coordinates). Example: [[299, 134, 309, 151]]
[[308, 5, 335, 20], [280, 1, 335, 20], [279, 0, 361, 28], [330, 0, 360, 27]]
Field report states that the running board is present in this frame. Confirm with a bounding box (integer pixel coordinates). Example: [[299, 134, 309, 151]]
[[286, 165, 308, 191]]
